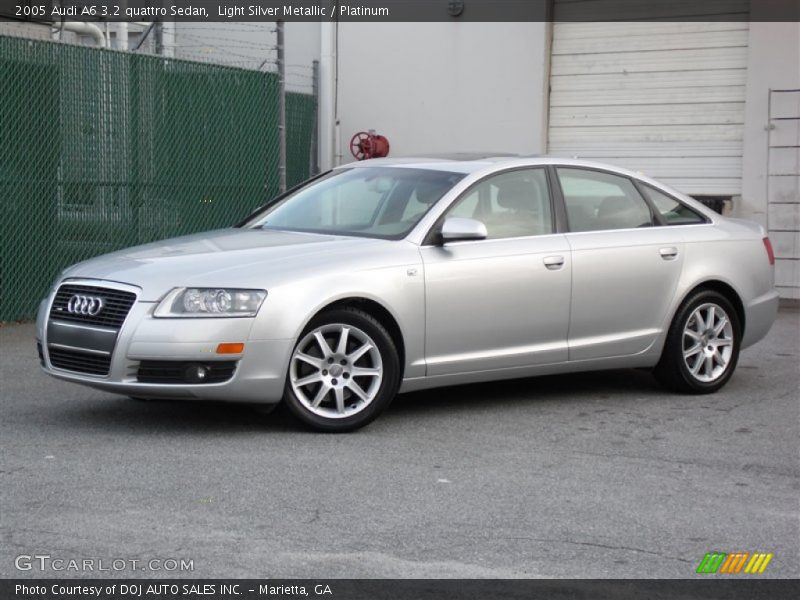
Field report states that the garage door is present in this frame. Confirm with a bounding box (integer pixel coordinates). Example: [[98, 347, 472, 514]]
[[547, 1, 750, 196]]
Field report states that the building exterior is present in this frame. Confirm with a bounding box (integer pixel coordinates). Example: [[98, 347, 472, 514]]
[[1, 3, 797, 298], [171, 22, 320, 94], [0, 19, 151, 49], [325, 8, 799, 299], [0, 20, 317, 92]]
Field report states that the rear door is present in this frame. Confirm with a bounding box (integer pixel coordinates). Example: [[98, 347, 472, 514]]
[[554, 166, 686, 361], [420, 167, 571, 376]]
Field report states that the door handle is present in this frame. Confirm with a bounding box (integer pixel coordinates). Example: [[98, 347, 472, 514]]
[[659, 247, 679, 260], [543, 255, 565, 270]]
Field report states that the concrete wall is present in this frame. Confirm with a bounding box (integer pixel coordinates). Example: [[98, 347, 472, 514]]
[[739, 15, 800, 298], [332, 22, 550, 165], [740, 20, 800, 224]]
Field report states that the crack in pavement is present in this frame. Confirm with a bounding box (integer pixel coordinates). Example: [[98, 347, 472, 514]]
[[472, 535, 692, 563]]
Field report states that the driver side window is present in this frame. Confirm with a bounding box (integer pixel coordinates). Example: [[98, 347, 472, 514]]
[[442, 168, 553, 240]]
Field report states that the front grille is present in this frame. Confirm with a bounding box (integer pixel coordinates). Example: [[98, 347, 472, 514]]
[[50, 284, 137, 329], [137, 361, 238, 384], [49, 347, 111, 376], [36, 342, 44, 366]]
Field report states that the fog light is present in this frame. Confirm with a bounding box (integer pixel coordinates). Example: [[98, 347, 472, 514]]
[[186, 364, 209, 383]]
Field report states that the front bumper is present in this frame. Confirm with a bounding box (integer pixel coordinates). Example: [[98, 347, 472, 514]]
[[36, 282, 292, 404]]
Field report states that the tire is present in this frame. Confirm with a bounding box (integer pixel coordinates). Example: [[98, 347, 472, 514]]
[[282, 307, 400, 432], [654, 290, 742, 394]]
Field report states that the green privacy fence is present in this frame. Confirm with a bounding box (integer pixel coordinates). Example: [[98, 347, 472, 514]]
[[0, 35, 317, 321]]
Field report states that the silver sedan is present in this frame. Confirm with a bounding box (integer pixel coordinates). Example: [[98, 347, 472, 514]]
[[36, 157, 779, 431]]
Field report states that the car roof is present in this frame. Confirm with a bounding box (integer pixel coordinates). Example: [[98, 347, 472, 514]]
[[336, 154, 526, 174], [337, 155, 648, 177]]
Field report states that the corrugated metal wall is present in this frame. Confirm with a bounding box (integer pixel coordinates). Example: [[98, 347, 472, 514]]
[[548, 1, 750, 196]]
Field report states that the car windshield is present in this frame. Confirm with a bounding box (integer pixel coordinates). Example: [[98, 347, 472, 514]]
[[244, 167, 465, 239]]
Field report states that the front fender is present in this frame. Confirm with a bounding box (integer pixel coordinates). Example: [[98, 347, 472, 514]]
[[248, 263, 425, 379]]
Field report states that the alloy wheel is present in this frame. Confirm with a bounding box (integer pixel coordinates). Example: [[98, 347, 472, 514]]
[[289, 324, 384, 419], [682, 302, 734, 383]]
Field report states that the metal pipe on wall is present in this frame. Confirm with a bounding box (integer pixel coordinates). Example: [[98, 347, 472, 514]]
[[116, 23, 129, 51], [319, 22, 337, 170], [51, 21, 106, 46], [311, 59, 320, 175], [115, 2, 129, 50], [277, 20, 287, 193]]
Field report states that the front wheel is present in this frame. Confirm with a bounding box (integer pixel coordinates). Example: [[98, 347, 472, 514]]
[[654, 290, 741, 394], [282, 308, 400, 432]]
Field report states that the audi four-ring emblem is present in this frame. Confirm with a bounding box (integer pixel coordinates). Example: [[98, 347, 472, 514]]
[[66, 294, 104, 316]]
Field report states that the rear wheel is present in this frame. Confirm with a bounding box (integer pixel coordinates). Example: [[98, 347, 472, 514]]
[[282, 308, 400, 432], [654, 290, 741, 394]]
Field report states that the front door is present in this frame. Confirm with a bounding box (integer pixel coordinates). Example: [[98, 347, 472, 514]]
[[421, 168, 572, 376]]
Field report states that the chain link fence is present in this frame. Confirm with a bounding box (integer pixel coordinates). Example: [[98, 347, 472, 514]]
[[0, 34, 317, 321]]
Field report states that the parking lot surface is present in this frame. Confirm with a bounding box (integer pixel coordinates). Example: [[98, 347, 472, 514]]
[[1, 309, 798, 578]]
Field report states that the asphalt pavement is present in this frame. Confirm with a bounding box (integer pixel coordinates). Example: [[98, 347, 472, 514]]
[[1, 309, 798, 578]]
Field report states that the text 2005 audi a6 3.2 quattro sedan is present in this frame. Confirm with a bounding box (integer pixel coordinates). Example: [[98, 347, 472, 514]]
[[37, 157, 779, 431]]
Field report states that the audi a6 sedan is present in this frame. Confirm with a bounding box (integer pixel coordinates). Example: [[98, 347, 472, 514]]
[[36, 157, 779, 431]]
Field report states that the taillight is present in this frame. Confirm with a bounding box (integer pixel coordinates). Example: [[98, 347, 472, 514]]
[[763, 237, 775, 266]]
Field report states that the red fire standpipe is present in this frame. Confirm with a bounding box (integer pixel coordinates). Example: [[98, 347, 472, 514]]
[[349, 130, 391, 160]]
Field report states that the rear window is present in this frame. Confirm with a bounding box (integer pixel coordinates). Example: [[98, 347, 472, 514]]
[[640, 184, 706, 225]]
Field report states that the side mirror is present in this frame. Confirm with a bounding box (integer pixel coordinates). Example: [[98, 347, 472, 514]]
[[440, 217, 488, 244]]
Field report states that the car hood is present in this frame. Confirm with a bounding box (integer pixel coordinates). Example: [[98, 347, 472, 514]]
[[61, 228, 392, 301]]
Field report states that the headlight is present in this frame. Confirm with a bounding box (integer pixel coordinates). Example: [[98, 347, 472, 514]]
[[154, 288, 267, 318]]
